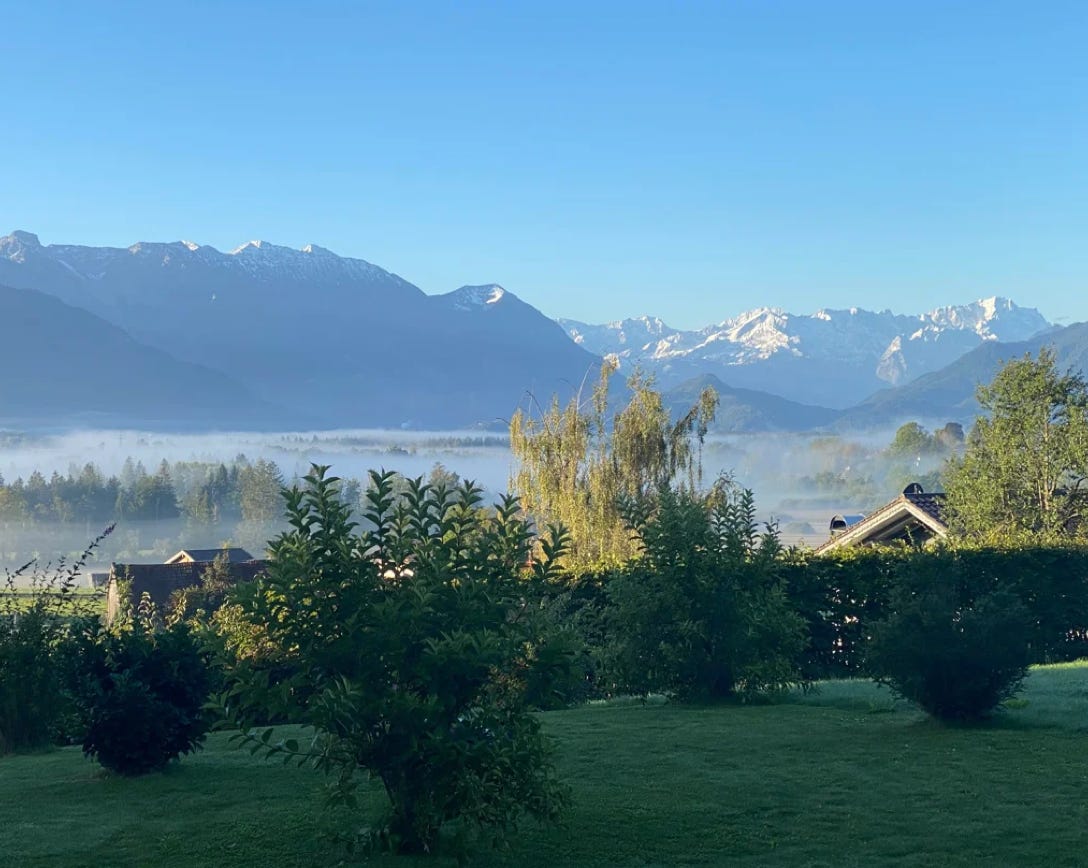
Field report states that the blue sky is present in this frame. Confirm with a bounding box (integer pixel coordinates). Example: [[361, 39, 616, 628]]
[[2, 0, 1085, 328]]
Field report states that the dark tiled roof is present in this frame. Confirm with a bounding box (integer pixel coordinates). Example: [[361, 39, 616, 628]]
[[904, 492, 946, 524], [815, 490, 948, 554], [108, 559, 267, 620]]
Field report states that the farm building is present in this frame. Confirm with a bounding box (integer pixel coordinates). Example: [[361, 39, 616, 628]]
[[106, 551, 266, 625], [815, 483, 947, 554]]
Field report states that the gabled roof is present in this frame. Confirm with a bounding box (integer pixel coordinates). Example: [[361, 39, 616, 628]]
[[815, 486, 947, 554], [164, 547, 254, 565]]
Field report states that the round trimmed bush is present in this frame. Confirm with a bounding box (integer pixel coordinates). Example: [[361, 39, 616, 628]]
[[865, 555, 1031, 722], [68, 620, 211, 775]]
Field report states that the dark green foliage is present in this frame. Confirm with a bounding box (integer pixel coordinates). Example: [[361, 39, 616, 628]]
[[118, 460, 180, 522], [961, 546, 1088, 662], [67, 619, 212, 775], [785, 548, 905, 679], [789, 546, 1088, 680], [0, 606, 69, 753], [603, 482, 807, 700], [866, 553, 1032, 721], [218, 466, 570, 855], [0, 529, 110, 753]]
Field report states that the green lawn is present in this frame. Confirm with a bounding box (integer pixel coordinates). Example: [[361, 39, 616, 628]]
[[4, 663, 1088, 867]]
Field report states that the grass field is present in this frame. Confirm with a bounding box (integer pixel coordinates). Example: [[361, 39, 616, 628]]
[[1, 588, 106, 616], [4, 663, 1087, 867]]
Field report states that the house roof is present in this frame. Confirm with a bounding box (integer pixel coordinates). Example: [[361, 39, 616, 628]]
[[107, 559, 268, 616], [815, 486, 947, 554], [164, 547, 254, 565]]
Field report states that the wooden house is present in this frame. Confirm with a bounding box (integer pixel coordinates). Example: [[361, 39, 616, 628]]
[[106, 555, 266, 625], [815, 483, 947, 554]]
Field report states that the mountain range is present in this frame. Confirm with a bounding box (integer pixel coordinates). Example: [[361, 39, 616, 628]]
[[0, 231, 597, 429], [1, 229, 1082, 433], [561, 299, 1053, 409]]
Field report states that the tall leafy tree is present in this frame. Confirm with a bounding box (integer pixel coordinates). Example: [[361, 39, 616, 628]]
[[945, 349, 1088, 541], [887, 422, 935, 459], [510, 363, 718, 569]]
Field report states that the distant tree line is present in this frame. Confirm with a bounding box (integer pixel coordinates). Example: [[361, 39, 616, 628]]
[[0, 456, 461, 569], [0, 457, 284, 528]]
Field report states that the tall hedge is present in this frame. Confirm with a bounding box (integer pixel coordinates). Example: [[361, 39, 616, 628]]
[[787, 546, 1088, 679]]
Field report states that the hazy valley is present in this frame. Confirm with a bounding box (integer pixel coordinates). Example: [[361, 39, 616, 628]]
[[0, 228, 1078, 568]]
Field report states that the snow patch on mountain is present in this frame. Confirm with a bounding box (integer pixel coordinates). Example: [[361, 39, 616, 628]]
[[2, 231, 40, 263], [440, 284, 510, 311]]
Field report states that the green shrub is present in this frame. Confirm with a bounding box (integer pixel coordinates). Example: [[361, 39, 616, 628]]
[[0, 530, 110, 753], [218, 466, 571, 856], [0, 607, 67, 753], [602, 482, 807, 700], [67, 619, 212, 775], [865, 554, 1031, 722]]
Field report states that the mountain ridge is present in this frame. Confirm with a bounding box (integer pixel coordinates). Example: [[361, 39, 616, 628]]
[[5, 228, 1079, 434], [838, 320, 1088, 429], [0, 230, 600, 430], [560, 298, 1052, 409]]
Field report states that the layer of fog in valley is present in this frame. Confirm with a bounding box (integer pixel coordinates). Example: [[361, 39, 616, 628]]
[[0, 429, 513, 496], [0, 424, 957, 581]]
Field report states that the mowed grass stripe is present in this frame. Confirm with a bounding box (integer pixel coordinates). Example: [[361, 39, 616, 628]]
[[4, 664, 1087, 867]]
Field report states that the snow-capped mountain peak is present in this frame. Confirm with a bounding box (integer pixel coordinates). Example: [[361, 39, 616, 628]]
[[230, 240, 268, 254], [560, 297, 1052, 409], [0, 229, 421, 294], [1, 230, 42, 263]]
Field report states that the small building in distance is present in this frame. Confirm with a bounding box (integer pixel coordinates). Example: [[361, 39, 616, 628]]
[[815, 483, 947, 554], [88, 568, 112, 590], [164, 547, 254, 565], [106, 549, 266, 625]]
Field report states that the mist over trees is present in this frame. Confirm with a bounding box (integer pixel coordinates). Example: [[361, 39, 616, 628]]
[[0, 456, 291, 569], [0, 452, 469, 573]]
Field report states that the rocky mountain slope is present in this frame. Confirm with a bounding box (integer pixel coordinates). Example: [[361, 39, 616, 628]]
[[839, 321, 1088, 429], [0, 232, 599, 429], [0, 282, 274, 428]]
